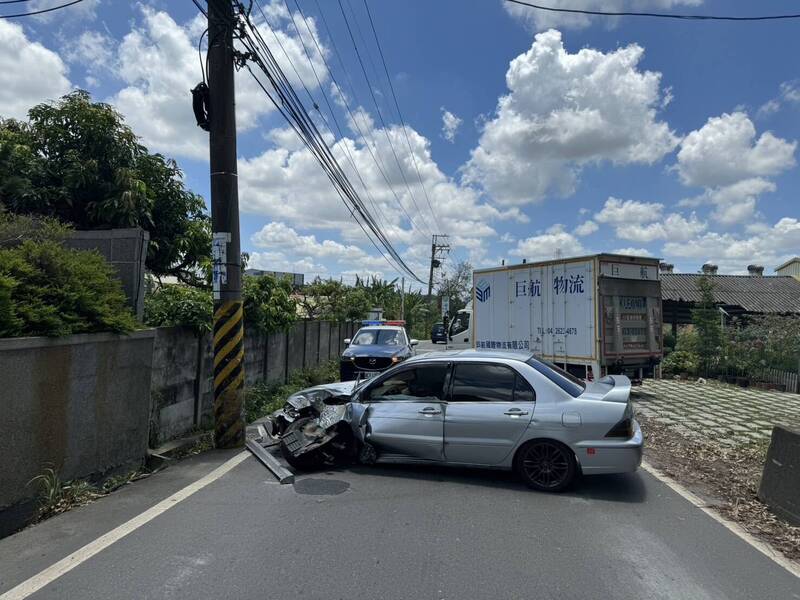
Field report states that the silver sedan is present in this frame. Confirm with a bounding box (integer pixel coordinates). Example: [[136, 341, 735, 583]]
[[271, 350, 643, 492]]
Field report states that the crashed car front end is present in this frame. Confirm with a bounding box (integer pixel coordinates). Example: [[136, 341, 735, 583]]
[[264, 380, 374, 469]]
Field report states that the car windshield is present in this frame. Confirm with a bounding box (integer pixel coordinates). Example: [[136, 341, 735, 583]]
[[449, 312, 470, 336], [526, 356, 586, 397], [352, 329, 403, 346]]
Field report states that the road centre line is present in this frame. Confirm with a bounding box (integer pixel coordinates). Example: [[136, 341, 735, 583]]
[[640, 460, 799, 580], [0, 452, 251, 600]]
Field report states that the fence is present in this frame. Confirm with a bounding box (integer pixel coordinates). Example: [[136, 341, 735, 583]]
[[753, 367, 800, 394]]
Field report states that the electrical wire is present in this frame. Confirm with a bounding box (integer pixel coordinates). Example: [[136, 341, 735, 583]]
[[0, 0, 83, 18], [300, 0, 428, 236], [233, 6, 425, 282], [198, 28, 208, 84], [362, 0, 441, 232], [337, 0, 433, 238], [504, 0, 800, 21]]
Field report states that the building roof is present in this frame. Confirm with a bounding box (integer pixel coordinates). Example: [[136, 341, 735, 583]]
[[660, 274, 800, 314], [775, 256, 800, 272]]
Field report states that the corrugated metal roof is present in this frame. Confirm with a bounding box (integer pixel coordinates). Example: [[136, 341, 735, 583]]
[[660, 274, 800, 314]]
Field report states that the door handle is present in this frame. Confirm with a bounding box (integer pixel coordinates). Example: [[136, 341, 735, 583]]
[[504, 408, 529, 416], [418, 407, 442, 415]]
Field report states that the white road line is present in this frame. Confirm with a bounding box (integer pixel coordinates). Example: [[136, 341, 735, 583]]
[[0, 451, 251, 600], [641, 460, 800, 580]]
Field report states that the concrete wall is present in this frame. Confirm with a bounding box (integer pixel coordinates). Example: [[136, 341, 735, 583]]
[[758, 425, 800, 526], [0, 331, 155, 523], [64, 228, 149, 319], [148, 321, 354, 446]]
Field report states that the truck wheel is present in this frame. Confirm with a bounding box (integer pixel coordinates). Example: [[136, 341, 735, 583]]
[[280, 417, 327, 471], [514, 440, 576, 492]]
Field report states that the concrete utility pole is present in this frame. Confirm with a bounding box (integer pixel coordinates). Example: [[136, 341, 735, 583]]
[[427, 234, 450, 297], [208, 0, 245, 449], [400, 276, 405, 320]]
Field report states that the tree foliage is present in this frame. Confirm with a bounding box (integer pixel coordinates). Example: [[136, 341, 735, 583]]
[[0, 240, 137, 337], [0, 91, 210, 286], [243, 274, 297, 334], [691, 276, 722, 376], [143, 284, 214, 334]]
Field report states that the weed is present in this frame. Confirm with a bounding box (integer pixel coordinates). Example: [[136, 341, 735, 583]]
[[28, 466, 101, 521]]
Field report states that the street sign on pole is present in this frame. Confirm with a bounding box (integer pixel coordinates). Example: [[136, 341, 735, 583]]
[[441, 296, 450, 318], [208, 0, 245, 449]]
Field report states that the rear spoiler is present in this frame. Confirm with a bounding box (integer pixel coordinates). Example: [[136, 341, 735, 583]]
[[598, 374, 632, 403]]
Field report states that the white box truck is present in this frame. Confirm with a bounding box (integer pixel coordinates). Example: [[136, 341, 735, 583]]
[[446, 254, 663, 382]]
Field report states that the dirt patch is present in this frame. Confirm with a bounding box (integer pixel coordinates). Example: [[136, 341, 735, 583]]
[[640, 415, 800, 562]]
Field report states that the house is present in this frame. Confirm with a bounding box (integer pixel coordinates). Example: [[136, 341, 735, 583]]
[[775, 257, 800, 281], [659, 263, 800, 334]]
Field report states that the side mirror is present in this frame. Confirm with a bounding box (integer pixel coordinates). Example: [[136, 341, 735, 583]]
[[410, 339, 419, 346], [343, 338, 351, 345]]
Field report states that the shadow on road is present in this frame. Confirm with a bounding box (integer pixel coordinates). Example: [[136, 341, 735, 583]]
[[304, 462, 647, 504]]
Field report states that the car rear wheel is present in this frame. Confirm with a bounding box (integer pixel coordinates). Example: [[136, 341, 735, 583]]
[[515, 440, 576, 492]]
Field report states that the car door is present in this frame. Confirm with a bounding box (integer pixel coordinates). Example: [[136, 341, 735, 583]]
[[444, 362, 535, 466], [361, 362, 449, 461]]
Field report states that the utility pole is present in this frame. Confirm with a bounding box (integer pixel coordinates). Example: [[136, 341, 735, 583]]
[[208, 0, 245, 449], [427, 234, 450, 297]]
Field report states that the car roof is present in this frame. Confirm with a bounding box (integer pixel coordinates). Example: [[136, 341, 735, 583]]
[[407, 349, 533, 363]]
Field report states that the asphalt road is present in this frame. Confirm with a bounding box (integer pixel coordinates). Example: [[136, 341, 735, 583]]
[[1, 451, 798, 600]]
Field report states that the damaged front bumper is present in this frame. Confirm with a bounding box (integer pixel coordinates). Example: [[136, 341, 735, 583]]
[[265, 381, 372, 469]]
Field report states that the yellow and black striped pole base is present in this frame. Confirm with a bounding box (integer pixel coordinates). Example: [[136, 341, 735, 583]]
[[213, 300, 245, 448]]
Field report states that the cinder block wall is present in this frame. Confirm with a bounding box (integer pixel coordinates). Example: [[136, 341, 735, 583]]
[[64, 228, 149, 319]]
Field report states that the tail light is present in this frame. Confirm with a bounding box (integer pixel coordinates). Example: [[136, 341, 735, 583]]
[[605, 403, 634, 438]]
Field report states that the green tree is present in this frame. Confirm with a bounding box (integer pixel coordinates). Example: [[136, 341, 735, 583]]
[[0, 91, 210, 286], [243, 274, 297, 334], [299, 278, 371, 321], [691, 276, 722, 376], [143, 284, 213, 334]]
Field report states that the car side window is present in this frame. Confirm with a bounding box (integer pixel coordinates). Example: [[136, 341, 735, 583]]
[[451, 363, 515, 402], [365, 364, 448, 402], [514, 375, 536, 403]]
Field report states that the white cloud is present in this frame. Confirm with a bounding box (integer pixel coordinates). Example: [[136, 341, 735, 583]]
[[674, 113, 795, 224], [504, 0, 702, 31], [106, 3, 328, 160], [594, 197, 663, 225], [510, 224, 586, 261], [0, 21, 72, 120], [463, 30, 678, 205], [662, 217, 800, 274], [617, 212, 705, 242], [757, 80, 800, 118], [63, 31, 114, 76], [28, 0, 100, 23], [441, 108, 462, 142], [613, 247, 652, 257], [676, 112, 796, 188], [573, 220, 598, 236]]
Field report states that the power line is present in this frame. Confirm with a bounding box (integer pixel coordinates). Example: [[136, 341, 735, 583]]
[[0, 0, 84, 18], [362, 0, 441, 232], [309, 0, 427, 236], [231, 4, 426, 283], [337, 0, 433, 238], [504, 0, 800, 22]]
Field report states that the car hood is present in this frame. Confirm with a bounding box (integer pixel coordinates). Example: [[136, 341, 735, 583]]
[[286, 380, 358, 406], [342, 345, 405, 358]]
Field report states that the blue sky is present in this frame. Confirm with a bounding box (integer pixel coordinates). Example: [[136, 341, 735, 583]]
[[2, 0, 799, 287]]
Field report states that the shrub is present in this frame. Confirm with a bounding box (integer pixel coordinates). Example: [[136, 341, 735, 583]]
[[662, 350, 700, 376], [143, 284, 213, 334], [0, 240, 136, 337]]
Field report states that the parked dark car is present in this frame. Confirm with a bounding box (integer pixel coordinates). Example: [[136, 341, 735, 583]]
[[340, 322, 418, 381], [431, 322, 447, 344]]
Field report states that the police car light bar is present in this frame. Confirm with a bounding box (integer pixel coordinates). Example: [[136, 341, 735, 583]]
[[360, 320, 407, 326], [361, 320, 383, 326], [384, 320, 406, 326]]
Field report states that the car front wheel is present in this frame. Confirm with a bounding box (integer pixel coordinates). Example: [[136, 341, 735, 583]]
[[514, 440, 576, 492]]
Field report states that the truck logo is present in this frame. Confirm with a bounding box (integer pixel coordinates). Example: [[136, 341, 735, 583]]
[[476, 279, 491, 303]]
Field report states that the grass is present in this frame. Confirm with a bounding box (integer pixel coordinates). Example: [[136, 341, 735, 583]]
[[245, 360, 339, 423], [27, 465, 146, 522]]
